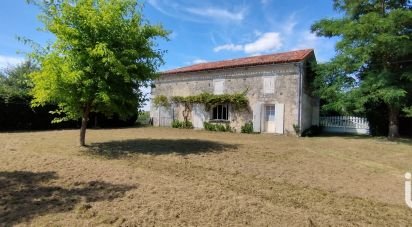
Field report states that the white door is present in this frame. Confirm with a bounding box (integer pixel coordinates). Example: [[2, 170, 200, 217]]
[[192, 104, 206, 129], [265, 105, 276, 133]]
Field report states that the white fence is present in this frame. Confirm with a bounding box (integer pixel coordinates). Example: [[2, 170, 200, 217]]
[[320, 116, 370, 135]]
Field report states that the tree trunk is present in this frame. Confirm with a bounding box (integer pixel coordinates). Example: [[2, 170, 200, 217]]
[[80, 105, 91, 146], [388, 105, 400, 139]]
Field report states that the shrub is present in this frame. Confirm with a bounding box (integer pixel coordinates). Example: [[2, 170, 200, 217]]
[[203, 122, 232, 132], [203, 122, 214, 131], [172, 120, 193, 129], [216, 124, 226, 132], [172, 120, 182, 128], [182, 121, 193, 129], [241, 122, 253, 133]]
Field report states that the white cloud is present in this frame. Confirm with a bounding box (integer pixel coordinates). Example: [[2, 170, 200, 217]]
[[185, 7, 246, 22], [213, 44, 243, 52], [244, 32, 282, 54], [147, 0, 247, 23], [191, 59, 208, 64], [261, 0, 270, 5], [213, 32, 283, 55], [0, 55, 24, 70]]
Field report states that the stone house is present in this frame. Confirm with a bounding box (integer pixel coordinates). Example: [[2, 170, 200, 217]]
[[150, 49, 319, 135]]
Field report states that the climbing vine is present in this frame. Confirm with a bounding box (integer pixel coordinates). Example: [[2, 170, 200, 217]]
[[153, 95, 169, 107], [153, 91, 249, 124], [170, 91, 249, 110]]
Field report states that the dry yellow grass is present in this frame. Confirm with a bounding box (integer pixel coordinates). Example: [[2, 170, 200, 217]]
[[1, 127, 412, 226]]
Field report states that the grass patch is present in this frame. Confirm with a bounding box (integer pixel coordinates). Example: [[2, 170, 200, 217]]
[[0, 127, 412, 225]]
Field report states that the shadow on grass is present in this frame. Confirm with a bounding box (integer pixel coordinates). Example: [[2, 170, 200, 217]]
[[87, 138, 239, 158], [0, 171, 136, 226]]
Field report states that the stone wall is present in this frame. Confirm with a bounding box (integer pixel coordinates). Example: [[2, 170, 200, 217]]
[[150, 63, 315, 134]]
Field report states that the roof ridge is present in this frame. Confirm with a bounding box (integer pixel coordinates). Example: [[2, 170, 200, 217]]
[[162, 49, 314, 75]]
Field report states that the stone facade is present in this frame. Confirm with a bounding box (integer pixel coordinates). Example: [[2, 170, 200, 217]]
[[150, 60, 319, 135]]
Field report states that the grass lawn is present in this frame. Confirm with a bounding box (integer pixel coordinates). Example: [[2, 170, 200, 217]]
[[1, 127, 412, 226]]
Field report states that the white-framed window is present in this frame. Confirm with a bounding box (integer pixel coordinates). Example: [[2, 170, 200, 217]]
[[265, 105, 276, 121], [263, 76, 275, 94], [213, 79, 225, 95], [211, 104, 229, 120]]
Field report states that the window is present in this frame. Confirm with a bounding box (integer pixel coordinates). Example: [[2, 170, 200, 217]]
[[265, 105, 276, 121], [263, 76, 275, 94], [213, 79, 225, 95], [212, 104, 229, 120]]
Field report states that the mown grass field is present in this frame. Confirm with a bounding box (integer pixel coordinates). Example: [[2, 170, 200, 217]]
[[1, 127, 412, 226]]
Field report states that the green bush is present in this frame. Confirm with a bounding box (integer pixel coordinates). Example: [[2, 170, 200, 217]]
[[203, 122, 214, 131], [172, 120, 182, 128], [182, 121, 193, 129], [172, 120, 193, 129], [203, 122, 232, 132], [241, 122, 253, 133]]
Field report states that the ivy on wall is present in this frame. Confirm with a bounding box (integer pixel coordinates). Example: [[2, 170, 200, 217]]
[[169, 91, 249, 110], [153, 91, 249, 124], [153, 95, 169, 107]]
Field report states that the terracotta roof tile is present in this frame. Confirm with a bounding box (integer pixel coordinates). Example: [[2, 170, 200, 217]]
[[161, 49, 314, 75]]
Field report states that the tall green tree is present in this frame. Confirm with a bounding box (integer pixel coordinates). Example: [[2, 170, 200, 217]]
[[311, 0, 412, 138], [28, 0, 168, 146], [0, 61, 37, 101]]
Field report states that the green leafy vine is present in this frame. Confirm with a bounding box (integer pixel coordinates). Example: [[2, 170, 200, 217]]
[[153, 95, 169, 107], [169, 91, 249, 110]]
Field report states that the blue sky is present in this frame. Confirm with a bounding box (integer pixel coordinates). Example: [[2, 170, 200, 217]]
[[0, 0, 340, 110]]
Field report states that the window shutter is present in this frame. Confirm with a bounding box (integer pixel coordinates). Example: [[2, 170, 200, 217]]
[[192, 104, 206, 129], [275, 103, 284, 134], [213, 79, 224, 95], [263, 76, 275, 94], [253, 102, 262, 132]]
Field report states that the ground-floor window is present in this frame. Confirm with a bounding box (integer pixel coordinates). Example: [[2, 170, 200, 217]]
[[212, 104, 229, 120]]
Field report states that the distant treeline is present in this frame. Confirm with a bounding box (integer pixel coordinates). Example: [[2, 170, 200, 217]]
[[0, 97, 137, 131]]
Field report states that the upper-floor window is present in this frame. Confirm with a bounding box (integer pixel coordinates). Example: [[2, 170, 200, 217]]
[[212, 104, 229, 120], [263, 76, 275, 94], [213, 79, 225, 95]]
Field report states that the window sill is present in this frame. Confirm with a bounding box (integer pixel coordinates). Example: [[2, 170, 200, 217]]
[[209, 120, 230, 123]]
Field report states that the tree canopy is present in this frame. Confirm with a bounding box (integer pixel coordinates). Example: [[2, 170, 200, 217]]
[[28, 0, 169, 145], [311, 0, 412, 138], [0, 61, 37, 102]]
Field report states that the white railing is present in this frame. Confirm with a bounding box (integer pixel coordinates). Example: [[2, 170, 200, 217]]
[[320, 116, 370, 135]]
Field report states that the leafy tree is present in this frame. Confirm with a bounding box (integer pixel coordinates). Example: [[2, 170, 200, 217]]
[[311, 0, 412, 138], [0, 61, 37, 101], [28, 0, 168, 146]]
